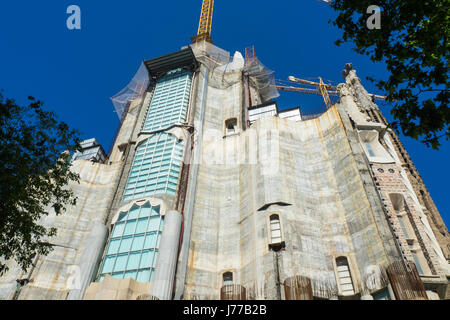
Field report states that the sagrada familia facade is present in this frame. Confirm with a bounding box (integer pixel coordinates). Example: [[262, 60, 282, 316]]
[[0, 41, 449, 300]]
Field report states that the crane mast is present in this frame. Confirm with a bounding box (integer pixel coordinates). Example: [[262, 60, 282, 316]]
[[191, 0, 215, 43], [189, 2, 385, 111]]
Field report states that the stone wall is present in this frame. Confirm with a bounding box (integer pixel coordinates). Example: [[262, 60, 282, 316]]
[[339, 63, 449, 298], [0, 160, 122, 300], [184, 102, 398, 299]]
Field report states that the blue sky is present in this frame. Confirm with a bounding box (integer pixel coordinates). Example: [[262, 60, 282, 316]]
[[0, 1, 448, 227]]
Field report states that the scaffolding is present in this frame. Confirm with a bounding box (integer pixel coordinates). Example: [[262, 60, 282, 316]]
[[386, 260, 428, 300], [190, 40, 231, 68], [244, 46, 280, 103]]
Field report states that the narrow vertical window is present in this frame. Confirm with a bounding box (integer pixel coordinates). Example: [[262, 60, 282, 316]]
[[395, 209, 410, 238], [269, 214, 282, 244], [411, 252, 424, 275], [335, 257, 355, 296], [408, 244, 425, 275], [365, 141, 375, 157], [223, 272, 233, 286], [389, 193, 413, 240]]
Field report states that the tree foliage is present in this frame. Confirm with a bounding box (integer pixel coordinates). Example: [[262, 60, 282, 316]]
[[0, 92, 81, 274], [329, 0, 449, 149]]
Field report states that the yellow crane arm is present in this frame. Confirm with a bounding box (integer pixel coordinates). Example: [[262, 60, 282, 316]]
[[279, 76, 386, 110], [288, 76, 336, 90], [277, 85, 339, 96], [192, 0, 214, 43]]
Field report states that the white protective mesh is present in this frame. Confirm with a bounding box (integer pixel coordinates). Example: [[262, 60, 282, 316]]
[[190, 41, 231, 68], [111, 62, 149, 121], [244, 56, 280, 103]]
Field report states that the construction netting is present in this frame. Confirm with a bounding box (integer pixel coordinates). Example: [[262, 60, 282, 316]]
[[189, 42, 279, 102], [190, 41, 231, 68], [244, 58, 280, 103], [111, 62, 149, 121]]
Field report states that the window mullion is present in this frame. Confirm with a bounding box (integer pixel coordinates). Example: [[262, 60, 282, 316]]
[[110, 223, 124, 278], [151, 214, 164, 279], [134, 205, 146, 277], [123, 208, 141, 277], [154, 135, 167, 194], [140, 205, 154, 282]]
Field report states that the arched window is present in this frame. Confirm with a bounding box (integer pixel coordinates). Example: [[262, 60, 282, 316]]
[[223, 272, 233, 286], [97, 202, 164, 283], [335, 257, 355, 296], [269, 214, 282, 244]]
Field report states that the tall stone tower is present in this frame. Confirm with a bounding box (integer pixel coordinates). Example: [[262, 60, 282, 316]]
[[0, 42, 448, 300]]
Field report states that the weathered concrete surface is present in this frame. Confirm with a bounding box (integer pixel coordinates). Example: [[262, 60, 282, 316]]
[[174, 65, 209, 300], [0, 159, 122, 300], [339, 65, 449, 298], [184, 102, 397, 299], [66, 222, 108, 300], [1, 43, 447, 300], [83, 274, 151, 300], [151, 210, 182, 300]]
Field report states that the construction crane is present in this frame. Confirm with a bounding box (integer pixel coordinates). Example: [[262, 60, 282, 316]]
[[188, 2, 384, 108], [191, 0, 215, 43], [276, 76, 386, 110]]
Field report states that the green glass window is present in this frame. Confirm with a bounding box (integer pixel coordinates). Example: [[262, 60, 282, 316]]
[[373, 288, 391, 300], [142, 68, 192, 132], [122, 132, 184, 202], [97, 203, 164, 283]]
